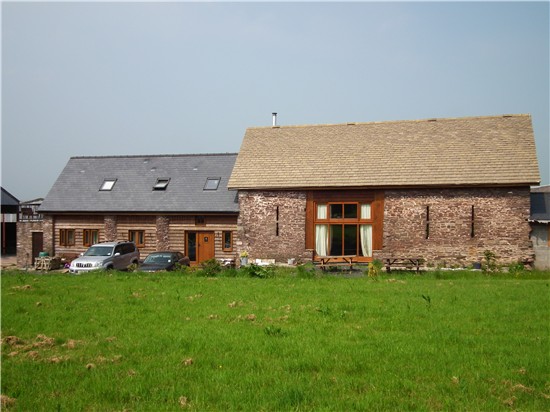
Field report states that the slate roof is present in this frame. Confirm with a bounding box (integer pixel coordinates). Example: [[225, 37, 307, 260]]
[[39, 153, 239, 213], [228, 114, 540, 190], [1, 187, 19, 207]]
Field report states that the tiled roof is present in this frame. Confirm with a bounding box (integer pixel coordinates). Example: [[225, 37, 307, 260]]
[[39, 153, 239, 213], [228, 114, 540, 189]]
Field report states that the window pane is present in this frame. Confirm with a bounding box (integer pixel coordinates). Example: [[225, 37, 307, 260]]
[[100, 179, 116, 191], [204, 178, 220, 190], [315, 224, 328, 256], [360, 204, 371, 219], [343, 225, 357, 255], [330, 204, 343, 219], [154, 179, 170, 190], [329, 225, 342, 256], [344, 204, 357, 219], [317, 204, 327, 219], [187, 233, 196, 261], [223, 231, 232, 250]]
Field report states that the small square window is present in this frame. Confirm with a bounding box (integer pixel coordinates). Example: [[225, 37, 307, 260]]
[[100, 179, 117, 191], [153, 178, 170, 191], [204, 178, 220, 190]]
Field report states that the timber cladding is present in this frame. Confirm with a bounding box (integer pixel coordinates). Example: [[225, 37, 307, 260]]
[[45, 214, 238, 262]]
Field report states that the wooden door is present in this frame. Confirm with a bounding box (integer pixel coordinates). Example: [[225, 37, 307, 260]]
[[32, 232, 43, 265], [186, 231, 215, 265], [197, 232, 215, 263]]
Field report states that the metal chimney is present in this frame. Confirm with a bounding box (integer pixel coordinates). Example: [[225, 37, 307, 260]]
[[272, 112, 277, 127]]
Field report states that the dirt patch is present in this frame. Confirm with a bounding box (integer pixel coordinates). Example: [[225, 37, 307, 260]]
[[0, 394, 16, 409], [11, 285, 32, 291]]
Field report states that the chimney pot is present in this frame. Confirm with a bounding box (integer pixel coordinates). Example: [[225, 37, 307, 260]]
[[272, 112, 277, 127]]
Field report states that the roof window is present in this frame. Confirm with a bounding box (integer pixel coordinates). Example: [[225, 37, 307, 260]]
[[204, 177, 221, 191], [153, 178, 170, 191], [100, 179, 117, 191]]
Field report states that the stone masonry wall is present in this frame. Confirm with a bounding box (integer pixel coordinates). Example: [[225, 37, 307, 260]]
[[156, 215, 170, 251], [377, 187, 533, 267], [104, 216, 117, 241], [237, 190, 311, 263], [16, 216, 53, 268]]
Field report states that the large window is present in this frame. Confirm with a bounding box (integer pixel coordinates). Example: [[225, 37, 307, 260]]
[[314, 202, 373, 257], [60, 229, 75, 246]]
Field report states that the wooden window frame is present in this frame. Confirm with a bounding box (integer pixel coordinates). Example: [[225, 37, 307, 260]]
[[83, 229, 99, 247], [314, 202, 373, 257], [59, 229, 75, 247], [306, 191, 384, 262], [128, 230, 145, 248], [222, 231, 233, 252]]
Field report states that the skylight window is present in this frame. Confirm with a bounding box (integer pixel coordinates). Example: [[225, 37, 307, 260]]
[[204, 177, 221, 191], [100, 179, 117, 191], [153, 178, 170, 191]]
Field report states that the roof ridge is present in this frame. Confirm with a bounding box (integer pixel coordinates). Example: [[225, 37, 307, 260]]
[[71, 152, 238, 160], [247, 113, 532, 131]]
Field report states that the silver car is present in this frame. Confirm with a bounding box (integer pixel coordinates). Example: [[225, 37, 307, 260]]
[[69, 241, 140, 274]]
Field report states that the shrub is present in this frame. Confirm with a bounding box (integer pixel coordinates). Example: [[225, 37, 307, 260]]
[[482, 250, 499, 273], [367, 259, 383, 279], [241, 264, 274, 278], [508, 261, 526, 275], [296, 262, 317, 279], [197, 258, 223, 277]]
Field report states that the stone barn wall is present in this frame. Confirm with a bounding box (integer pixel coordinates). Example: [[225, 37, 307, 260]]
[[237, 190, 310, 263], [378, 187, 533, 267]]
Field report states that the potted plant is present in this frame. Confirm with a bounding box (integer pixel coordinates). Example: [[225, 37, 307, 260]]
[[240, 251, 249, 266]]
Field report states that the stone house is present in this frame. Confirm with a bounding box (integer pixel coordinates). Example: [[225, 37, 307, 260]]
[[18, 153, 239, 267], [228, 114, 540, 268], [530, 186, 550, 270]]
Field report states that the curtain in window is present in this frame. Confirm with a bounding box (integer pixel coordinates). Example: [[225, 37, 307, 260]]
[[361, 204, 371, 219], [360, 224, 372, 257], [315, 204, 328, 256], [317, 204, 327, 219], [315, 225, 328, 256]]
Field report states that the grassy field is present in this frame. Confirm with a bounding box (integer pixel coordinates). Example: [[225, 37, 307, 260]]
[[1, 267, 549, 411]]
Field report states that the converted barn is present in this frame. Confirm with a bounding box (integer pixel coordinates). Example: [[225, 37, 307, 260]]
[[228, 114, 540, 268], [21, 153, 239, 267]]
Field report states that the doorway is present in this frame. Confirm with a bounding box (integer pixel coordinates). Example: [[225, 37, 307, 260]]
[[186, 231, 215, 265], [31, 232, 44, 265]]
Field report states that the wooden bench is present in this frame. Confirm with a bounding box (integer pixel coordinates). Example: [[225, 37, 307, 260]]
[[384, 258, 424, 273]]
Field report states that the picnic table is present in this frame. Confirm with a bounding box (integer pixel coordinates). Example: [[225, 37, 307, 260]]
[[316, 255, 356, 271], [384, 257, 424, 273]]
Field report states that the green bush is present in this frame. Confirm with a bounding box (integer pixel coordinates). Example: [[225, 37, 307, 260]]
[[197, 258, 223, 277], [296, 262, 317, 278], [241, 263, 274, 278]]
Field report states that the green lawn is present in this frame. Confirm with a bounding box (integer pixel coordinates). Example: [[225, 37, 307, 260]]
[[1, 268, 549, 411]]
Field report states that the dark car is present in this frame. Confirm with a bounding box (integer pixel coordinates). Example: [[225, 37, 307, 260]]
[[139, 251, 190, 272]]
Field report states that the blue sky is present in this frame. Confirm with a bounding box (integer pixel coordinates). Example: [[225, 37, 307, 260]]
[[2, 1, 549, 201]]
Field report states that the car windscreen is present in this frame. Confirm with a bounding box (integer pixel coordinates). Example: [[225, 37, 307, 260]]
[[84, 246, 113, 257], [143, 254, 173, 264]]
